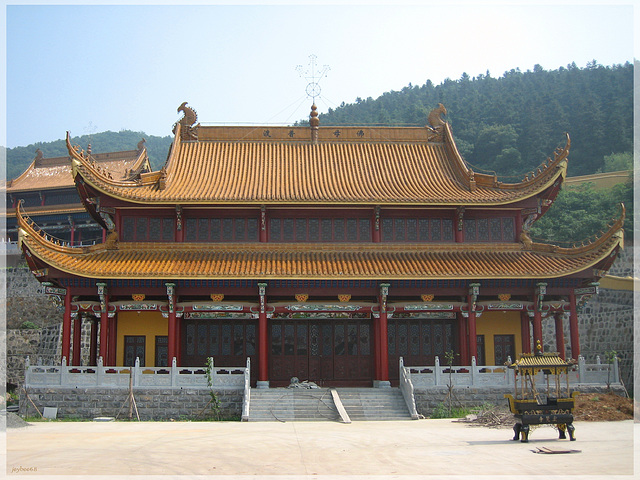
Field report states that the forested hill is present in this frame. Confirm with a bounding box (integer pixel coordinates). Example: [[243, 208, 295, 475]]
[[6, 61, 633, 181], [6, 131, 173, 181], [316, 61, 634, 178]]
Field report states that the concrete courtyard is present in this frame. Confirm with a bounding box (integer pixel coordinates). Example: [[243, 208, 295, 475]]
[[4, 418, 637, 479]]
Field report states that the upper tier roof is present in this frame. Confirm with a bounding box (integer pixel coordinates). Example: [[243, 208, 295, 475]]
[[8, 146, 149, 193], [67, 107, 570, 206], [17, 201, 624, 281]]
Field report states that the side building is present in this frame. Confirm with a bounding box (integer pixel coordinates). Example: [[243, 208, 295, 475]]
[[16, 103, 624, 388]]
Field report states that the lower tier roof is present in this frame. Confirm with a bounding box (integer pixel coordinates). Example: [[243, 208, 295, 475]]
[[19, 234, 622, 281]]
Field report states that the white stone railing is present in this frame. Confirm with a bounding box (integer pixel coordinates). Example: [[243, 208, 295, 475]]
[[398, 357, 419, 419], [404, 355, 621, 388], [241, 357, 251, 422], [25, 356, 247, 390]]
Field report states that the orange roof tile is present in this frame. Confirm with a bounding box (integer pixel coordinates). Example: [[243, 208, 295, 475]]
[[68, 123, 569, 206], [8, 148, 148, 193], [18, 208, 623, 280]]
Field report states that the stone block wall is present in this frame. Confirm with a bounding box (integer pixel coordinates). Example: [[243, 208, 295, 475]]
[[413, 384, 627, 417], [19, 387, 243, 421], [542, 246, 635, 392]]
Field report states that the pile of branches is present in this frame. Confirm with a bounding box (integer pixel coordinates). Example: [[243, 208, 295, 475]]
[[456, 405, 515, 428]]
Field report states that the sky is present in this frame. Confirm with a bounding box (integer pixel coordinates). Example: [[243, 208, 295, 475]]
[[1, 1, 637, 149]]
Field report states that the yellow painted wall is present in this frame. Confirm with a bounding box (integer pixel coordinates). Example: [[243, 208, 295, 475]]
[[476, 311, 522, 365], [116, 311, 168, 367]]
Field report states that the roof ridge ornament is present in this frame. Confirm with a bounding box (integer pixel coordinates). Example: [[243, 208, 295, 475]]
[[310, 104, 319, 144], [173, 102, 199, 141]]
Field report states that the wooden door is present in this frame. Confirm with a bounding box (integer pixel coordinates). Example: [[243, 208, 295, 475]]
[[270, 318, 373, 387]]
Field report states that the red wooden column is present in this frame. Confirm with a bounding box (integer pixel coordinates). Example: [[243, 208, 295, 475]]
[[97, 283, 109, 363], [554, 313, 566, 360], [455, 207, 465, 243], [89, 318, 98, 366], [373, 206, 381, 243], [166, 283, 177, 364], [72, 312, 83, 366], [457, 313, 469, 365], [257, 283, 269, 387], [466, 283, 480, 362], [175, 315, 182, 367], [532, 282, 546, 352], [108, 313, 118, 366], [61, 289, 72, 365], [260, 206, 268, 242], [520, 311, 531, 354], [568, 292, 580, 359], [377, 283, 390, 385]]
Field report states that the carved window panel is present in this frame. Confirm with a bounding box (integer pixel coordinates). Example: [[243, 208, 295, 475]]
[[270, 218, 281, 241], [149, 218, 162, 240], [334, 219, 345, 241], [124, 336, 145, 367], [346, 219, 358, 242], [387, 323, 396, 355], [122, 217, 135, 242], [464, 219, 476, 241], [310, 323, 320, 355], [409, 321, 420, 355], [198, 218, 209, 241], [359, 219, 371, 241], [197, 325, 207, 356], [222, 219, 234, 241], [334, 324, 345, 355], [186, 324, 195, 355], [433, 324, 444, 355], [221, 324, 231, 355], [490, 218, 502, 242], [398, 323, 408, 356], [247, 218, 258, 241], [295, 218, 307, 242], [297, 324, 308, 355], [321, 219, 333, 242], [235, 219, 246, 241], [245, 324, 256, 355], [162, 218, 174, 241], [477, 218, 489, 241], [135, 218, 147, 240], [210, 219, 221, 242], [406, 218, 418, 241], [271, 324, 282, 355], [347, 324, 358, 355], [430, 219, 441, 241], [422, 323, 432, 355], [322, 324, 333, 357], [283, 219, 295, 242], [308, 218, 320, 241], [442, 219, 454, 241], [418, 219, 429, 241], [503, 217, 515, 241], [284, 324, 295, 355], [360, 323, 370, 356], [209, 327, 219, 356]]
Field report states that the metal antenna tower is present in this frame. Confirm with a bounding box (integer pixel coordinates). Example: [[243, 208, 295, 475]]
[[296, 54, 330, 103]]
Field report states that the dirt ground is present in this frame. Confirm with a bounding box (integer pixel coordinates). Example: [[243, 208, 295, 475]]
[[573, 391, 634, 421]]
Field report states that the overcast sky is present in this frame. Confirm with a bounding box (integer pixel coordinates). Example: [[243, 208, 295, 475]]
[[2, 1, 636, 149]]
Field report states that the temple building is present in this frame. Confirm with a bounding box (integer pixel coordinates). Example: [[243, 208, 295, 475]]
[[16, 102, 624, 388], [6, 141, 150, 246]]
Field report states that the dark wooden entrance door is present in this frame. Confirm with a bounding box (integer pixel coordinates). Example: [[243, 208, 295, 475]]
[[387, 317, 458, 383], [181, 318, 257, 383], [270, 318, 373, 387]]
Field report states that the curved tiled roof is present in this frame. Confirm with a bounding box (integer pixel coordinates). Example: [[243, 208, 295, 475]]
[[68, 122, 570, 206], [8, 148, 148, 193], [18, 204, 623, 281]]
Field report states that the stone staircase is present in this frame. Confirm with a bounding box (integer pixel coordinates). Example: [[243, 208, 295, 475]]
[[246, 387, 412, 422], [247, 388, 340, 422], [337, 388, 413, 421]]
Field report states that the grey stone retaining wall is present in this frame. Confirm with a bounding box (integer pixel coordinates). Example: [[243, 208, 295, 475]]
[[19, 387, 243, 421], [542, 246, 635, 393], [413, 384, 627, 417]]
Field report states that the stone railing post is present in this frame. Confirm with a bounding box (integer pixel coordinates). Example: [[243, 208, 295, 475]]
[[60, 356, 68, 386], [24, 356, 31, 386], [506, 356, 513, 386], [134, 357, 140, 387], [577, 355, 585, 383], [613, 356, 620, 385], [97, 356, 104, 386], [171, 357, 177, 387], [470, 356, 477, 385], [434, 356, 441, 385]]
